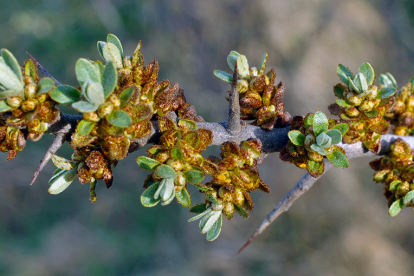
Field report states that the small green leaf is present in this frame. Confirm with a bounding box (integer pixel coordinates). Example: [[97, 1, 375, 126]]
[[48, 168, 78, 195], [337, 64, 354, 86], [24, 59, 37, 80], [49, 168, 65, 184], [155, 164, 177, 179], [353, 73, 368, 93], [188, 208, 212, 222], [308, 160, 319, 172], [154, 178, 166, 200], [313, 111, 329, 136], [51, 155, 76, 171], [178, 119, 198, 131], [85, 82, 105, 105], [107, 33, 124, 59], [107, 110, 132, 127], [389, 180, 401, 191], [0, 89, 23, 99], [310, 144, 327, 155], [77, 120, 95, 135], [1, 49, 22, 82], [75, 58, 100, 86], [334, 85, 345, 99], [190, 203, 207, 214], [331, 123, 349, 135], [288, 130, 305, 146], [37, 78, 55, 95], [316, 132, 332, 148], [386, 73, 397, 88], [206, 215, 222, 241], [141, 182, 161, 207], [102, 61, 117, 99], [359, 62, 375, 86], [326, 129, 342, 144], [206, 193, 219, 204], [404, 190, 414, 206], [335, 99, 351, 107], [0, 100, 13, 112], [72, 101, 99, 113], [234, 203, 249, 218], [119, 86, 134, 107], [259, 52, 268, 75], [227, 51, 240, 71], [94, 61, 104, 78], [193, 183, 213, 192], [50, 85, 81, 105], [409, 75, 414, 93], [389, 198, 403, 217], [201, 211, 221, 234], [183, 170, 204, 184], [304, 114, 314, 128], [97, 41, 106, 61], [0, 61, 24, 91], [176, 187, 191, 207], [171, 147, 184, 160], [326, 149, 349, 169], [377, 87, 396, 99], [364, 110, 379, 118], [103, 42, 123, 68], [160, 178, 175, 202], [213, 70, 233, 84], [237, 55, 250, 79], [137, 156, 160, 170]]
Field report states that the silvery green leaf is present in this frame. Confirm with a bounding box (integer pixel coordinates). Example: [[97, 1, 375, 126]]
[[97, 41, 106, 61], [206, 215, 222, 241], [94, 61, 104, 79], [86, 82, 105, 105], [176, 188, 191, 207], [102, 61, 118, 99], [48, 168, 78, 194], [404, 190, 414, 206], [353, 73, 368, 93], [141, 182, 161, 207], [389, 198, 403, 217], [0, 100, 13, 112], [337, 64, 353, 86], [51, 155, 76, 170], [106, 110, 132, 127], [1, 49, 23, 82], [377, 87, 396, 99], [37, 77, 55, 95], [155, 164, 177, 179], [237, 55, 250, 79], [161, 178, 175, 202], [227, 51, 240, 71], [103, 42, 123, 68], [107, 34, 124, 60], [50, 85, 81, 105], [188, 208, 212, 222], [161, 186, 176, 206], [206, 193, 219, 204], [349, 79, 360, 93], [119, 86, 134, 107], [234, 204, 249, 218], [75, 58, 100, 86], [0, 89, 23, 99], [136, 156, 160, 170], [326, 129, 342, 144], [201, 211, 221, 234], [183, 170, 204, 184], [312, 111, 329, 136], [0, 61, 24, 91], [72, 101, 99, 113], [316, 132, 332, 148], [154, 178, 166, 200], [310, 144, 327, 155], [49, 168, 65, 184], [213, 70, 233, 84], [386, 73, 397, 88], [379, 74, 392, 87], [359, 62, 375, 86], [259, 52, 268, 75]]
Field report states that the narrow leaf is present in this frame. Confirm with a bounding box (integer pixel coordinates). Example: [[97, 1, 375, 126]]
[[97, 41, 106, 61], [201, 211, 221, 234], [213, 70, 233, 84], [176, 187, 191, 207], [234, 203, 249, 218], [50, 85, 81, 105], [337, 64, 354, 86], [75, 58, 100, 86], [190, 203, 207, 214], [237, 55, 250, 79], [335, 99, 352, 107], [404, 190, 414, 206], [72, 101, 99, 113], [102, 61, 117, 99], [354, 73, 368, 93], [107, 110, 132, 127], [119, 86, 134, 107], [227, 51, 240, 71], [48, 168, 78, 194], [77, 120, 95, 135], [259, 52, 268, 75], [37, 77, 55, 95], [103, 42, 123, 68], [136, 156, 160, 170], [377, 87, 396, 99], [193, 183, 213, 192], [206, 193, 219, 204], [161, 178, 174, 201], [359, 62, 375, 86], [206, 215, 222, 241], [107, 33, 124, 59], [188, 208, 212, 222], [326, 149, 349, 169], [389, 198, 403, 217], [141, 182, 161, 207], [51, 155, 76, 171], [0, 61, 24, 91], [183, 170, 204, 184], [1, 49, 23, 82], [312, 111, 329, 136], [288, 130, 305, 146], [0, 90, 23, 99]]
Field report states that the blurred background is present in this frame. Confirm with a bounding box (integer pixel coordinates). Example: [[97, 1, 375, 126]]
[[1, 0, 414, 275]]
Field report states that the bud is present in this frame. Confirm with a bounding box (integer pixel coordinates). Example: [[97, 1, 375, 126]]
[[222, 202, 235, 218], [237, 79, 249, 93], [218, 186, 233, 201], [175, 171, 186, 187], [167, 159, 183, 171], [23, 76, 34, 85], [397, 181, 410, 196], [6, 97, 21, 108], [37, 93, 48, 103], [83, 112, 100, 122], [24, 83, 37, 99], [97, 102, 114, 118], [308, 151, 323, 162], [21, 99, 38, 112], [345, 106, 360, 117], [346, 91, 362, 106], [108, 95, 121, 108], [233, 188, 244, 205]]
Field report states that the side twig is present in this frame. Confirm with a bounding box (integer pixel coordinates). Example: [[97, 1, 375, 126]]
[[226, 62, 241, 135]]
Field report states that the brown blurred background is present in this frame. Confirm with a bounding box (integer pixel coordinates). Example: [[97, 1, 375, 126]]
[[1, 0, 414, 275]]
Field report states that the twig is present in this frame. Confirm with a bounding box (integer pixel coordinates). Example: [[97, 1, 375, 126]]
[[26, 52, 62, 85], [226, 62, 241, 135]]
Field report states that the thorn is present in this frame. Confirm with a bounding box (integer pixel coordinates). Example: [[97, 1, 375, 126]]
[[237, 235, 255, 255], [26, 52, 62, 85], [226, 62, 241, 135]]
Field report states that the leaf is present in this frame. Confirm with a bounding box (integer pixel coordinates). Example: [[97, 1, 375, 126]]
[[389, 180, 401, 191], [337, 64, 354, 86], [75, 58, 100, 86], [288, 130, 305, 146], [107, 33, 124, 59], [389, 198, 403, 217], [183, 170, 204, 184], [136, 156, 160, 170], [227, 51, 240, 71], [102, 61, 117, 99], [94, 61, 104, 78], [335, 99, 351, 107], [334, 84, 345, 99], [37, 78, 55, 95], [161, 188, 176, 206], [48, 168, 78, 194], [0, 90, 23, 99], [310, 144, 327, 156], [200, 211, 221, 234], [404, 190, 414, 206], [259, 52, 268, 75], [308, 160, 319, 172], [72, 101, 99, 113], [50, 85, 81, 105], [48, 168, 65, 184], [154, 178, 166, 200], [359, 62, 375, 86], [213, 70, 233, 84], [188, 208, 212, 222], [193, 183, 213, 192], [1, 49, 22, 82], [97, 41, 106, 61], [312, 111, 329, 136], [24, 59, 37, 80], [304, 114, 314, 128], [206, 215, 222, 241], [205, 193, 219, 204], [331, 123, 349, 135], [353, 73, 368, 93], [326, 129, 342, 144], [0, 100, 12, 112], [141, 182, 161, 207], [326, 149, 349, 169], [107, 110, 132, 127], [0, 61, 24, 91], [190, 203, 207, 213], [155, 164, 177, 179], [103, 42, 123, 68], [77, 120, 95, 135], [171, 147, 183, 160], [364, 110, 379, 118], [386, 73, 397, 88], [237, 54, 250, 79], [409, 75, 414, 93], [85, 82, 105, 105], [178, 119, 198, 131], [377, 87, 396, 99], [161, 178, 174, 201], [234, 203, 249, 218], [119, 86, 134, 107], [51, 155, 76, 171], [176, 187, 191, 207], [316, 132, 332, 148]]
